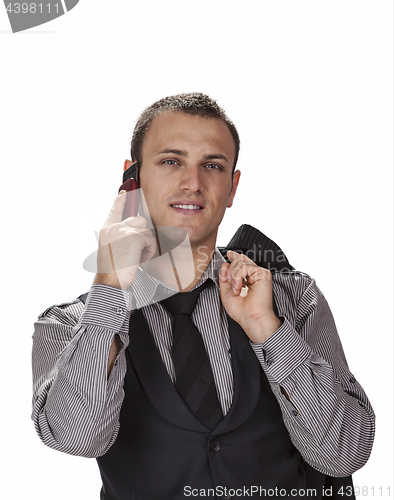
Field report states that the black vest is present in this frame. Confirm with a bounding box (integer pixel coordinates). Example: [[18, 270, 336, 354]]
[[79, 225, 355, 500]]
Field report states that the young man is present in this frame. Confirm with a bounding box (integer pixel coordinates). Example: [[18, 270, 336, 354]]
[[32, 93, 375, 500]]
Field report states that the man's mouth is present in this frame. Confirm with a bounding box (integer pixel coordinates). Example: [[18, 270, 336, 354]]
[[170, 201, 204, 215], [171, 204, 203, 210]]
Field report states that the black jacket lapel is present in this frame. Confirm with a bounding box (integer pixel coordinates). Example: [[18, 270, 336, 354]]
[[126, 307, 211, 433], [127, 308, 262, 436], [213, 314, 261, 435]]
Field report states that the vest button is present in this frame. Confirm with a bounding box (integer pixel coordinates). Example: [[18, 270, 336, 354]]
[[349, 376, 356, 383], [210, 440, 221, 452]]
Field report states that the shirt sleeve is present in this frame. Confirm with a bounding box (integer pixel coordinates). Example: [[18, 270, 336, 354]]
[[250, 274, 375, 477], [31, 284, 133, 458]]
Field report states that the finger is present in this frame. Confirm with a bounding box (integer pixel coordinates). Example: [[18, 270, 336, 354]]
[[219, 262, 230, 282], [226, 251, 255, 289], [140, 232, 157, 263], [220, 262, 243, 296], [231, 262, 256, 281], [227, 261, 256, 291], [105, 191, 127, 225], [103, 222, 150, 247], [219, 263, 235, 296], [233, 264, 269, 287], [225, 252, 243, 288], [219, 263, 234, 291], [244, 267, 272, 286], [115, 228, 156, 264], [104, 231, 157, 271], [122, 215, 147, 228]]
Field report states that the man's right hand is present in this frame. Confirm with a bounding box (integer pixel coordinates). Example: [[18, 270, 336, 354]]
[[93, 190, 157, 290]]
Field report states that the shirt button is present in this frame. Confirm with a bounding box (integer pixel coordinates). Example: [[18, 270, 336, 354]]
[[116, 308, 123, 315], [266, 358, 274, 367], [292, 409, 299, 416], [210, 440, 221, 452], [349, 376, 356, 383]]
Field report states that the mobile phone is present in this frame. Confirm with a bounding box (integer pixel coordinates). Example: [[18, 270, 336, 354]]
[[119, 162, 139, 219]]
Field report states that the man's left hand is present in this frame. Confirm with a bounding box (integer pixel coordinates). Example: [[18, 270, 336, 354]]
[[219, 251, 283, 343]]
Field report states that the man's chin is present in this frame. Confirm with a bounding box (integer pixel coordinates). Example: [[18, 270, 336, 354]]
[[153, 225, 190, 253], [149, 218, 217, 253]]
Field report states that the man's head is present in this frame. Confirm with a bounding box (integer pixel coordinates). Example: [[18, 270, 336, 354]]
[[130, 93, 240, 173], [128, 93, 241, 253]]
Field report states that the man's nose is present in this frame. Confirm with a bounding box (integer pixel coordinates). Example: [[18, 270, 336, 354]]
[[179, 165, 204, 193]]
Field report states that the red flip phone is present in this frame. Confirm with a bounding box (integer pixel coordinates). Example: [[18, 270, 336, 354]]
[[119, 162, 139, 219]]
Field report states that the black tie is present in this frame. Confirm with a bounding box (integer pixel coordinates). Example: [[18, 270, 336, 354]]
[[161, 279, 223, 429]]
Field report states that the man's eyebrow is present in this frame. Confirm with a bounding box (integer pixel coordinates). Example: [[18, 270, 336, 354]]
[[155, 150, 229, 163], [203, 154, 229, 163], [156, 149, 188, 157]]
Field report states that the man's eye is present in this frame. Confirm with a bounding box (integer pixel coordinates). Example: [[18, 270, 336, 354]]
[[163, 159, 178, 165], [205, 163, 221, 170]]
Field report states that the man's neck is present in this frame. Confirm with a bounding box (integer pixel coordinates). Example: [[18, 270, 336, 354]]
[[139, 241, 217, 292], [181, 244, 217, 292]]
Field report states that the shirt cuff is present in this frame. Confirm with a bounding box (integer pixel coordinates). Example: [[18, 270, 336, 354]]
[[79, 284, 133, 331], [250, 317, 312, 384]]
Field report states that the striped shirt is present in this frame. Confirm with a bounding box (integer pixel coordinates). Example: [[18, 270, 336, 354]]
[[31, 248, 375, 477]]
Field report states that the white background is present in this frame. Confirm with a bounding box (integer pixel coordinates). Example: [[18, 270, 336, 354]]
[[0, 1, 392, 499]]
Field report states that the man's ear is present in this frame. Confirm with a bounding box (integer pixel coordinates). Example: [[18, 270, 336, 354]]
[[227, 170, 241, 208]]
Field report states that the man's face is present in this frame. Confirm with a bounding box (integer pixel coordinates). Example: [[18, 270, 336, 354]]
[[138, 111, 240, 250]]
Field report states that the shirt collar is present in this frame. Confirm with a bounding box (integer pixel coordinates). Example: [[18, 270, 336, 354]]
[[131, 248, 225, 309]]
